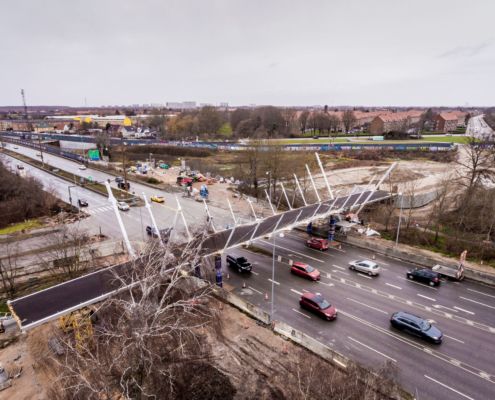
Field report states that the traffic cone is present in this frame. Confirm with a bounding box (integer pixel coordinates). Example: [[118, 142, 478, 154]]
[[265, 292, 269, 301], [338, 244, 342, 250], [226, 273, 230, 280], [372, 254, 376, 260], [242, 281, 246, 289]]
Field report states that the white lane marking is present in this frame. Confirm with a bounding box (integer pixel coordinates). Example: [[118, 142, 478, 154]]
[[346, 298, 388, 314], [424, 375, 474, 400], [334, 270, 349, 276], [357, 273, 372, 279], [251, 271, 259, 276], [292, 308, 311, 319], [417, 294, 436, 302], [268, 278, 280, 286], [290, 288, 303, 296], [385, 283, 402, 290], [332, 264, 345, 270], [444, 334, 465, 344], [260, 240, 324, 263], [326, 272, 332, 279], [248, 286, 262, 295], [347, 336, 396, 362], [433, 304, 458, 313], [318, 281, 334, 287], [453, 306, 475, 315], [460, 296, 495, 310], [467, 288, 495, 299]]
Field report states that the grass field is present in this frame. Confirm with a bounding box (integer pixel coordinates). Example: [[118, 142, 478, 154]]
[[0, 219, 42, 235]]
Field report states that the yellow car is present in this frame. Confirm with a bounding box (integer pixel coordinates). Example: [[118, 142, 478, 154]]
[[151, 195, 165, 203]]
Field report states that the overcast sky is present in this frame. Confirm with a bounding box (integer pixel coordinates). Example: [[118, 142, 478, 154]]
[[1, 0, 494, 107]]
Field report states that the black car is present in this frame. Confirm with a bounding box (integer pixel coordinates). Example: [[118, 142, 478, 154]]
[[390, 311, 443, 344], [146, 226, 172, 241], [115, 176, 124, 183], [226, 255, 252, 273], [78, 199, 88, 207], [407, 268, 441, 287]]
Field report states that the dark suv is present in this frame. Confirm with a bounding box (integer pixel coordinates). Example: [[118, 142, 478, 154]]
[[390, 311, 443, 344], [226, 255, 252, 273], [406, 268, 441, 287]]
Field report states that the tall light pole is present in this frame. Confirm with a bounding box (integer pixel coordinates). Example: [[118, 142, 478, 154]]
[[122, 140, 128, 188], [266, 170, 272, 203], [67, 185, 77, 207], [395, 192, 403, 246]]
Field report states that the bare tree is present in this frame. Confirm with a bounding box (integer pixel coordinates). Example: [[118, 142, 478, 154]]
[[298, 111, 310, 134], [456, 137, 495, 191], [46, 239, 238, 400], [0, 242, 19, 297], [42, 226, 92, 279], [342, 110, 357, 133]]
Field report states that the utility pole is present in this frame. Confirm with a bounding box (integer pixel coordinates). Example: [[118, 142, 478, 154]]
[[122, 140, 128, 188], [395, 193, 404, 246]]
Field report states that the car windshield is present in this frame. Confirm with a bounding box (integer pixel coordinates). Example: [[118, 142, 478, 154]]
[[372, 265, 378, 269], [315, 297, 331, 309], [421, 320, 431, 330], [306, 265, 315, 273]]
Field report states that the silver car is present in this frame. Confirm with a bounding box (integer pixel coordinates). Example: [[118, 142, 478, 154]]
[[117, 201, 130, 211], [348, 260, 380, 276]]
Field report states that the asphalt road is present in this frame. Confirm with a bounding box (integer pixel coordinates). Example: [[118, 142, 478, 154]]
[[1, 143, 233, 243], [221, 231, 495, 400], [466, 115, 494, 139]]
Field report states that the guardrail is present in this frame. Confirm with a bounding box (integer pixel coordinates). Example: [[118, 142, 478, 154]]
[[2, 131, 455, 152]]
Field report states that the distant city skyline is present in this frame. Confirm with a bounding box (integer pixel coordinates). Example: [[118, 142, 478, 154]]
[[1, 0, 494, 107]]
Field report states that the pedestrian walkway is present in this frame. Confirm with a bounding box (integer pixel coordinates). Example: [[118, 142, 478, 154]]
[[86, 205, 113, 215]]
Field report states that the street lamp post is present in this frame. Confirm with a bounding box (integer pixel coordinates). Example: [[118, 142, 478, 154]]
[[122, 141, 128, 188], [68, 185, 77, 207], [395, 192, 403, 246], [271, 231, 284, 323], [266, 170, 272, 203]]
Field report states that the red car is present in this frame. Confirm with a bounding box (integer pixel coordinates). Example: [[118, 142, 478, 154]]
[[291, 262, 320, 281], [299, 292, 337, 320], [306, 237, 329, 251]]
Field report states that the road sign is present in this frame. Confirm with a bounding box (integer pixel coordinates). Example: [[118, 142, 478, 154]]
[[88, 149, 100, 161]]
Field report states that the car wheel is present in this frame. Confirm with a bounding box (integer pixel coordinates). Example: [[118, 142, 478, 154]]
[[429, 281, 435, 286], [350, 265, 355, 270], [238, 267, 242, 273], [407, 274, 413, 280], [368, 271, 373, 276]]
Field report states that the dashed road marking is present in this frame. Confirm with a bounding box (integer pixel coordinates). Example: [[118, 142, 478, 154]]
[[248, 286, 262, 295], [332, 264, 345, 270], [357, 273, 372, 279], [417, 294, 436, 302], [292, 308, 311, 319], [453, 306, 475, 315], [251, 271, 259, 276], [424, 375, 474, 400], [290, 288, 303, 296], [268, 278, 280, 285], [348, 336, 396, 362], [347, 298, 387, 314], [444, 335, 465, 344], [460, 296, 495, 310], [385, 283, 402, 290], [467, 288, 495, 299]]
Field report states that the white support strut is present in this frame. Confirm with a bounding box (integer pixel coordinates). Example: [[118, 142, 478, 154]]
[[142, 192, 164, 247], [105, 182, 136, 258], [175, 196, 192, 242], [305, 164, 321, 203], [265, 189, 276, 215], [315, 152, 334, 199], [294, 174, 308, 206], [280, 182, 292, 210]]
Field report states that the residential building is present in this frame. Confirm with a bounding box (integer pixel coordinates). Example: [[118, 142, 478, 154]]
[[436, 112, 460, 133], [369, 111, 423, 134]]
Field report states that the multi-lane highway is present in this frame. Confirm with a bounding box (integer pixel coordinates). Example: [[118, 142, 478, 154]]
[[1, 143, 233, 243], [221, 231, 495, 400], [466, 115, 495, 139]]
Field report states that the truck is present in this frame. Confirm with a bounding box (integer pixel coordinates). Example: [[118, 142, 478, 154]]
[[226, 255, 252, 273], [431, 264, 464, 281]]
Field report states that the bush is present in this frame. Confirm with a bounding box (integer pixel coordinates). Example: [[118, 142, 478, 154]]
[[147, 177, 161, 184]]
